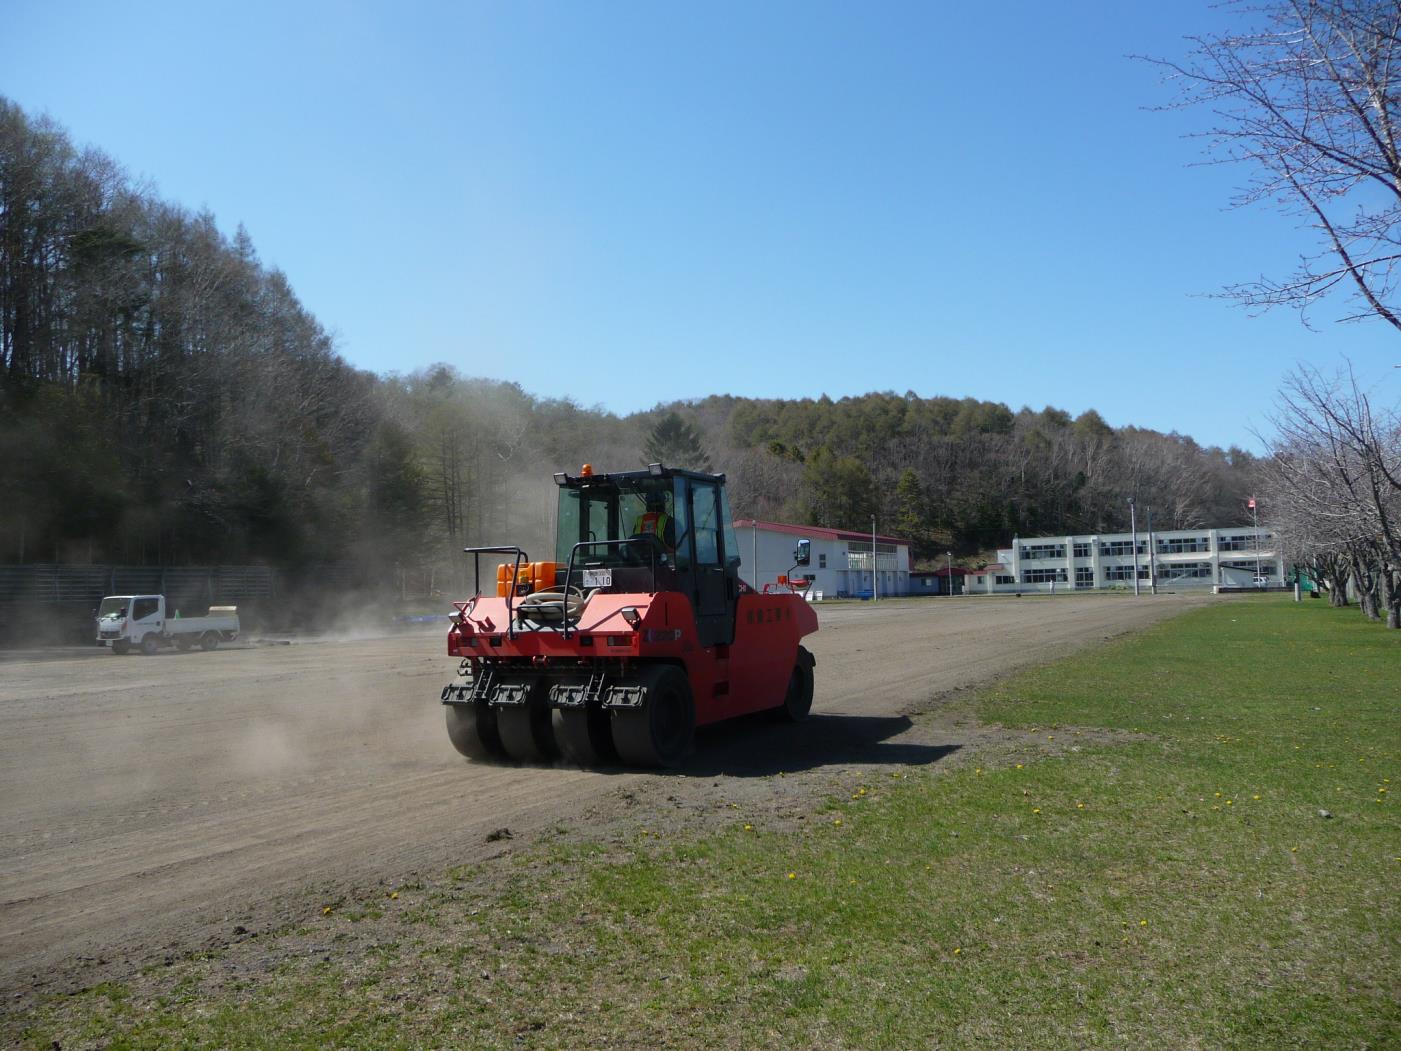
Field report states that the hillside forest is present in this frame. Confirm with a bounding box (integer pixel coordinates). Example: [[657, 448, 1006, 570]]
[[0, 97, 1260, 583]]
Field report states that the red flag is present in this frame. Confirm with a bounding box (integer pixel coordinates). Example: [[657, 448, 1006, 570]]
[[1247, 497, 1256, 509]]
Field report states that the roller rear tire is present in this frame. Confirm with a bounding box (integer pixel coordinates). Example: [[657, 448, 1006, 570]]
[[496, 681, 559, 763], [552, 706, 618, 766], [446, 701, 506, 761], [611, 664, 695, 768]]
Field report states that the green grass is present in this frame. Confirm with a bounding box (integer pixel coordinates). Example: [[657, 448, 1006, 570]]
[[14, 599, 1401, 1049]]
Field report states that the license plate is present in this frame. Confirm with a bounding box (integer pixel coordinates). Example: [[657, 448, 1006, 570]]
[[582, 569, 613, 589]]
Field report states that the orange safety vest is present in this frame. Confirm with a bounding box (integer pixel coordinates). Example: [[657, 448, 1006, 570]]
[[634, 511, 669, 538]]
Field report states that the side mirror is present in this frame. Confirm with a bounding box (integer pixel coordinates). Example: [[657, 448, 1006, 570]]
[[793, 538, 811, 567]]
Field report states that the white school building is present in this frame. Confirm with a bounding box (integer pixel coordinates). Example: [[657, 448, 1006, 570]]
[[969, 526, 1285, 594]]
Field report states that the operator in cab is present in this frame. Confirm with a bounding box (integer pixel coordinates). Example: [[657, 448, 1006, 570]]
[[630, 490, 677, 553]]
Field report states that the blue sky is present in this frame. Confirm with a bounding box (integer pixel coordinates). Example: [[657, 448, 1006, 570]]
[[8, 0, 1399, 450]]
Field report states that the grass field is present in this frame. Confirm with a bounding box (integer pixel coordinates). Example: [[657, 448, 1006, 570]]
[[13, 598, 1400, 1049]]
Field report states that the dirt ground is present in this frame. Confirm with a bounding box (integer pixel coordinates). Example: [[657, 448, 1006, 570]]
[[0, 594, 1209, 1000]]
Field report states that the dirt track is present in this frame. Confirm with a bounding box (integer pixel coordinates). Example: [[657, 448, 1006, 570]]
[[0, 594, 1208, 993]]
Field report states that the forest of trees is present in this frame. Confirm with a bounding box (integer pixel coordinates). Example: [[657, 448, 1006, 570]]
[[0, 97, 1261, 585]]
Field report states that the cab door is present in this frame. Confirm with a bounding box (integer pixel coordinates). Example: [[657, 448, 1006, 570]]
[[689, 479, 733, 647]]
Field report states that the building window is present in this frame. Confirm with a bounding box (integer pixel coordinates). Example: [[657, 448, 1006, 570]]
[[1156, 561, 1212, 579], [1075, 566, 1094, 588], [818, 553, 827, 569], [1019, 543, 1065, 561], [995, 575, 1016, 585], [1100, 540, 1147, 557], [1023, 567, 1068, 583], [975, 576, 985, 585], [1103, 564, 1150, 581], [1073, 542, 1091, 559], [1157, 537, 1210, 554], [1219, 533, 1270, 552]]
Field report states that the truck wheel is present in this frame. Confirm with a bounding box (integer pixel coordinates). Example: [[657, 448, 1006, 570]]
[[140, 635, 160, 656], [112, 640, 130, 656], [611, 664, 694, 768], [778, 645, 815, 723], [446, 701, 506, 761], [200, 633, 219, 652]]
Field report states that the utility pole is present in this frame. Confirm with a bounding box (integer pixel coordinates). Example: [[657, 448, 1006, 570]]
[[1129, 497, 1140, 597], [1146, 505, 1157, 595], [947, 551, 953, 597], [871, 515, 878, 601]]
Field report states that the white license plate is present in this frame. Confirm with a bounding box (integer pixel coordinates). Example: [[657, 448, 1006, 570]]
[[582, 569, 613, 589]]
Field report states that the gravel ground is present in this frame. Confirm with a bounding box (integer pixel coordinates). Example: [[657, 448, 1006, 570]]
[[0, 593, 1209, 1000]]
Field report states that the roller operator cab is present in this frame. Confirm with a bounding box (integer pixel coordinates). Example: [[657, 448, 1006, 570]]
[[442, 465, 818, 767]]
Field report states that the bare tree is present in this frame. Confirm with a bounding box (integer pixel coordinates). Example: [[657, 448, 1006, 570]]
[[1154, 1, 1401, 330], [1264, 363, 1401, 625]]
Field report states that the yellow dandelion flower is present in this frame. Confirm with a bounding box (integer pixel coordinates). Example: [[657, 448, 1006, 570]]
[[1252, 794, 1261, 801], [1032, 807, 1041, 814], [1139, 919, 1148, 926], [389, 891, 399, 900], [743, 823, 753, 831], [833, 818, 843, 826], [1225, 799, 1233, 806], [1015, 763, 1024, 770], [322, 906, 332, 916], [976, 768, 983, 775], [787, 872, 796, 880], [1290, 847, 1298, 853], [1077, 803, 1085, 810], [1214, 792, 1222, 798], [953, 947, 961, 955]]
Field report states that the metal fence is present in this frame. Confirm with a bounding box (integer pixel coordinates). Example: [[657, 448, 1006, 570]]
[[0, 564, 275, 607]]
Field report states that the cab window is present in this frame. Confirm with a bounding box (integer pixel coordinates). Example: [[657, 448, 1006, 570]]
[[692, 481, 721, 566], [132, 597, 159, 620]]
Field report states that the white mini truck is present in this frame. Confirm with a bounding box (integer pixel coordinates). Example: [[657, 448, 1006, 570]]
[[96, 595, 240, 655]]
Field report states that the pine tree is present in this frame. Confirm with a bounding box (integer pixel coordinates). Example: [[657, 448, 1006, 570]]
[[643, 412, 713, 472]]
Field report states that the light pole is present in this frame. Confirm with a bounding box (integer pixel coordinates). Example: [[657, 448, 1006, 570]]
[[1146, 504, 1157, 595], [871, 515, 878, 601], [751, 519, 758, 589], [1250, 496, 1262, 586], [1129, 497, 1140, 597], [946, 551, 953, 596]]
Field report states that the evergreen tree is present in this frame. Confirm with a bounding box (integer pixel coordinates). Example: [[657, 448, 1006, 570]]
[[643, 412, 713, 472]]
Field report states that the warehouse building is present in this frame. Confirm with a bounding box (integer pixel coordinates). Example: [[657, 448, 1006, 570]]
[[969, 526, 1284, 594], [731, 520, 912, 598]]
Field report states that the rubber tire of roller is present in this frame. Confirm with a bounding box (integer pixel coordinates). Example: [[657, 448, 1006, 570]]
[[552, 705, 618, 766], [495, 683, 559, 763], [611, 664, 695, 768], [445, 701, 506, 760], [778, 645, 815, 723]]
